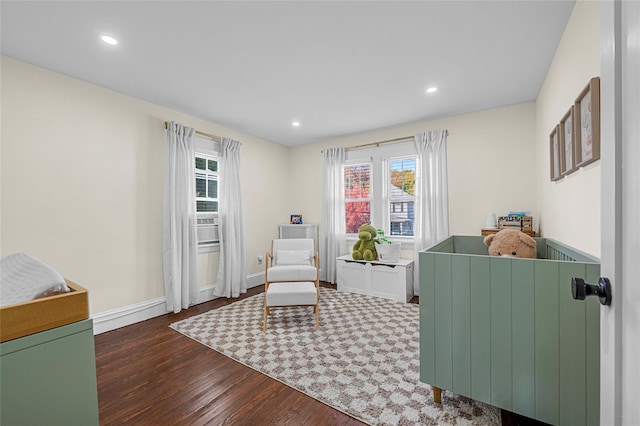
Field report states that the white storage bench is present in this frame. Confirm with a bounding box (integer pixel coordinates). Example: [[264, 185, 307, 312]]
[[336, 254, 414, 303]]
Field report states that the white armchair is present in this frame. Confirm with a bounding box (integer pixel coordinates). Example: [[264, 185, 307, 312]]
[[263, 238, 319, 331]]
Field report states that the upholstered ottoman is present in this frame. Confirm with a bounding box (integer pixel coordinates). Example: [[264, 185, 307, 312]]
[[263, 281, 319, 331]]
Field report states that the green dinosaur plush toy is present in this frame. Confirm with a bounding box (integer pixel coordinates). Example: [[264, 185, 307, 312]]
[[352, 223, 378, 261]]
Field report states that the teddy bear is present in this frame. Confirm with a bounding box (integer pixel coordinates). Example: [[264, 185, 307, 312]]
[[483, 228, 537, 258], [352, 223, 378, 261]]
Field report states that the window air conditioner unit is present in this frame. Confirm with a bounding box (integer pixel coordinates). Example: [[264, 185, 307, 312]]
[[197, 216, 219, 245]]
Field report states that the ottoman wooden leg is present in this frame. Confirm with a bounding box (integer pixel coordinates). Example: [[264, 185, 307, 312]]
[[432, 386, 442, 404]]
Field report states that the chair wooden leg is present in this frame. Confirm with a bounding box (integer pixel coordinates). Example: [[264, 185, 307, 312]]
[[263, 306, 268, 332], [263, 285, 270, 332], [432, 386, 442, 404]]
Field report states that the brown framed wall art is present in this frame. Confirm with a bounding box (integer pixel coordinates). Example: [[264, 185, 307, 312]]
[[549, 125, 562, 181], [559, 106, 577, 176], [574, 77, 600, 167]]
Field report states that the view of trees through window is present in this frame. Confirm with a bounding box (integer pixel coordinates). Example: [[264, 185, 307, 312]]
[[388, 158, 415, 236], [344, 163, 371, 234], [390, 159, 415, 195]]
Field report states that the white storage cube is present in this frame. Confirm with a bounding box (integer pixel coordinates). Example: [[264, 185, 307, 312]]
[[336, 255, 414, 303]]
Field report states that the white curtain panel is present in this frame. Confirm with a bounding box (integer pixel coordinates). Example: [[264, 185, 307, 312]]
[[215, 138, 247, 298], [320, 147, 346, 283], [413, 130, 449, 295], [163, 121, 199, 313]]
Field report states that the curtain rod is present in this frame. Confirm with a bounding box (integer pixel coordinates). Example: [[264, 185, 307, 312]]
[[345, 135, 413, 151], [164, 121, 221, 142], [321, 130, 449, 153]]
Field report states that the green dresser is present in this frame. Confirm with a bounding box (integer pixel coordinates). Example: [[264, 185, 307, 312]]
[[419, 236, 600, 425], [0, 319, 99, 425]]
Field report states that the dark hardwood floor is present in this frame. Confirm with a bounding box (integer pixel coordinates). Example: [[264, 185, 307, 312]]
[[95, 283, 365, 425], [94, 283, 545, 425]]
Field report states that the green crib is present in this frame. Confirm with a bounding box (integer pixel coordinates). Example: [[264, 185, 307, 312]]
[[419, 235, 600, 425]]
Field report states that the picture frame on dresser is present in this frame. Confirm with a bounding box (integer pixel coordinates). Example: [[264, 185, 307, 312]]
[[559, 106, 577, 176], [574, 77, 601, 167], [549, 125, 562, 181]]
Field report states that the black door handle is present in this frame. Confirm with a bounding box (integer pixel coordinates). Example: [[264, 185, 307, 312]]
[[571, 277, 612, 306]]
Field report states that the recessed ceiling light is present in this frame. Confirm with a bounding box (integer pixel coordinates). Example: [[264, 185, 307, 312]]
[[426, 87, 438, 93], [292, 121, 301, 127], [101, 35, 118, 45]]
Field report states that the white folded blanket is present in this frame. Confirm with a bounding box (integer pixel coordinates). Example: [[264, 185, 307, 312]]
[[0, 253, 70, 307]]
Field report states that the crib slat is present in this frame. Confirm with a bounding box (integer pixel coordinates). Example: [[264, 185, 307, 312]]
[[559, 262, 587, 425], [470, 256, 491, 404], [534, 260, 560, 424], [418, 251, 436, 386], [434, 254, 453, 391], [512, 260, 535, 418], [452, 255, 471, 396], [490, 257, 513, 410]]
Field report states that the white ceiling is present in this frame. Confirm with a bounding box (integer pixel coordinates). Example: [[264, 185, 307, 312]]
[[1, 1, 575, 146]]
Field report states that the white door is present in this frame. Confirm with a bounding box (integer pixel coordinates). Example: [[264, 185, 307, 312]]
[[600, 1, 640, 424]]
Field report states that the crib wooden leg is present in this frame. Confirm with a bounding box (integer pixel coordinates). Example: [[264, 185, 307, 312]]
[[432, 386, 442, 404]]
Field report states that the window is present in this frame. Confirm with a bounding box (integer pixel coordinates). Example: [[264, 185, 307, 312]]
[[343, 141, 416, 241], [387, 157, 415, 237], [194, 136, 221, 252], [195, 154, 219, 214], [344, 162, 371, 234]]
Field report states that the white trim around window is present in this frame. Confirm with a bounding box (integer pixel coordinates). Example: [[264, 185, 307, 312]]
[[194, 136, 221, 254], [344, 140, 415, 247]]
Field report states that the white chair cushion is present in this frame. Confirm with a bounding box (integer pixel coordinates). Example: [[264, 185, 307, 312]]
[[266, 282, 317, 307], [267, 265, 317, 282], [276, 249, 312, 266]]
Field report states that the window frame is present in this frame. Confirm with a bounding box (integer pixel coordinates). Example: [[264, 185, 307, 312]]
[[194, 136, 221, 254], [344, 140, 416, 247], [344, 160, 373, 235], [384, 155, 416, 238], [195, 153, 219, 215]]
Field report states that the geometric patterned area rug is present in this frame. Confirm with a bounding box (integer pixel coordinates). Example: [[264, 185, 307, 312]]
[[170, 287, 500, 426]]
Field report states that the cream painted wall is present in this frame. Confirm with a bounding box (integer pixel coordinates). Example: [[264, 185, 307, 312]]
[[289, 102, 537, 247], [0, 56, 289, 314], [536, 0, 600, 257]]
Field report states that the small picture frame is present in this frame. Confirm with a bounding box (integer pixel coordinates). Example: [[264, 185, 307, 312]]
[[290, 214, 303, 224], [550, 125, 562, 181], [574, 77, 600, 167], [559, 106, 577, 176]]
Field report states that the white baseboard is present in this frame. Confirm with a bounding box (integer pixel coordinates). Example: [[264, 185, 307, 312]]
[[92, 272, 265, 335], [91, 296, 168, 335], [247, 271, 265, 288]]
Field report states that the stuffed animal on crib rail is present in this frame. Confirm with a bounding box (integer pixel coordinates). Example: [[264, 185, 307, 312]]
[[483, 228, 537, 258], [352, 223, 378, 261]]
